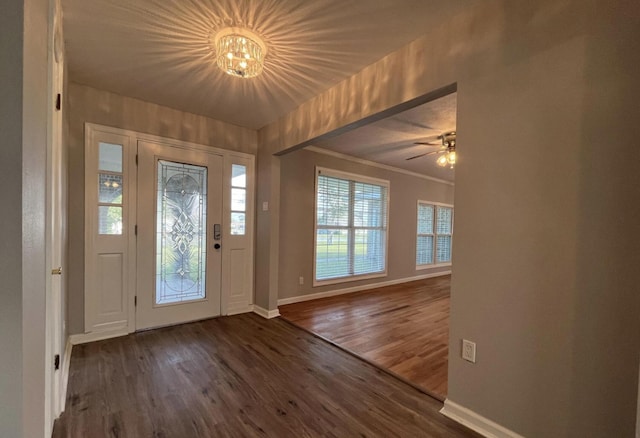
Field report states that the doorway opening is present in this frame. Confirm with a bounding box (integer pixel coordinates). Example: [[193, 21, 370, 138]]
[[277, 86, 458, 400]]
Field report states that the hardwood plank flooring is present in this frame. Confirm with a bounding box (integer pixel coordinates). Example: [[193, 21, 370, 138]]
[[279, 276, 451, 400], [52, 313, 476, 437]]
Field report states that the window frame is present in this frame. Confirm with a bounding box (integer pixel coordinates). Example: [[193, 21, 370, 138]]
[[313, 167, 390, 286], [229, 163, 247, 236], [97, 142, 124, 235], [416, 200, 454, 270]]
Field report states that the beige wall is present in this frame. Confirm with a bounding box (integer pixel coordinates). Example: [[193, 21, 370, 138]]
[[258, 1, 640, 436], [66, 83, 257, 334], [279, 148, 454, 300], [0, 0, 50, 436]]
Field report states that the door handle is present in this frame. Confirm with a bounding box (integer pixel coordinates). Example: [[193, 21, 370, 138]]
[[214, 243, 221, 250], [51, 267, 62, 275]]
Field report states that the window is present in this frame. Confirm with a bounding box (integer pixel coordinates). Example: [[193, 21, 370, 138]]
[[230, 164, 246, 235], [97, 142, 123, 234], [315, 167, 389, 284], [417, 202, 453, 267], [156, 160, 207, 304]]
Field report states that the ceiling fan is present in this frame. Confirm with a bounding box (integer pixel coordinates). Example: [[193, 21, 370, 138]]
[[406, 131, 456, 168]]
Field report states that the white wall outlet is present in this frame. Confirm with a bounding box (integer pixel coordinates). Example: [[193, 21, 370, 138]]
[[299, 276, 304, 285], [262, 201, 269, 211], [462, 339, 476, 363]]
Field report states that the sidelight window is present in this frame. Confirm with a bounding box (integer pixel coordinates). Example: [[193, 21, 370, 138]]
[[230, 164, 247, 235], [97, 142, 123, 235]]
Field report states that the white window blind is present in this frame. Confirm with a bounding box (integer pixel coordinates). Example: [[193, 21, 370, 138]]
[[315, 168, 389, 283], [416, 202, 453, 266], [416, 204, 435, 265]]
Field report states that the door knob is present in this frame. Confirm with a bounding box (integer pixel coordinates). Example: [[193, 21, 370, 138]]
[[51, 267, 62, 275], [214, 243, 221, 250]]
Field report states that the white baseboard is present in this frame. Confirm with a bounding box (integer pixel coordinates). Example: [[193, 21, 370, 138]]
[[69, 329, 128, 345], [277, 270, 451, 306], [227, 304, 254, 316], [59, 338, 73, 413], [440, 399, 525, 438], [253, 305, 281, 319]]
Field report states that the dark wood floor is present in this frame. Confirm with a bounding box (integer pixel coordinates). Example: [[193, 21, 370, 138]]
[[279, 275, 451, 400], [53, 313, 475, 437]]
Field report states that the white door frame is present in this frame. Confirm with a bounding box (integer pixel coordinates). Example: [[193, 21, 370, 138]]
[[44, 0, 65, 432], [83, 123, 255, 339]]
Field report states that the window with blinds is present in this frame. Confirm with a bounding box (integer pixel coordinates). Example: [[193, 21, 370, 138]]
[[315, 168, 389, 284], [416, 202, 453, 267]]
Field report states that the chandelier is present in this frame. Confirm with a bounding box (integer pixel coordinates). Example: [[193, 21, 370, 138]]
[[213, 28, 267, 78]]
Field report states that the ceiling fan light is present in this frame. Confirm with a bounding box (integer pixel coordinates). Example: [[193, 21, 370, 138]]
[[437, 155, 448, 167], [447, 151, 456, 164]]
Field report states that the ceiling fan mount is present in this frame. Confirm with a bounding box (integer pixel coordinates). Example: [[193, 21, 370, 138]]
[[438, 131, 456, 148], [406, 131, 457, 166]]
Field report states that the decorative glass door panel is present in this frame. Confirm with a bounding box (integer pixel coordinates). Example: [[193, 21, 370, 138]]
[[136, 140, 222, 330], [156, 161, 207, 305]]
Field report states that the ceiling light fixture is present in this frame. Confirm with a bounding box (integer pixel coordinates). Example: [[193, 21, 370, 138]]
[[213, 27, 267, 79], [406, 131, 457, 168], [436, 132, 456, 168]]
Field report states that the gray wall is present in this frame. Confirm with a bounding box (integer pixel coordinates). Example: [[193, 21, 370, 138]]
[[0, 1, 26, 435], [257, 1, 640, 436], [0, 0, 49, 436], [279, 148, 454, 300], [67, 83, 258, 334]]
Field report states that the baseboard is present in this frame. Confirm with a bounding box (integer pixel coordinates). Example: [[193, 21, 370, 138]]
[[59, 337, 73, 413], [440, 399, 525, 438], [69, 329, 128, 345], [227, 304, 254, 316], [278, 270, 451, 306], [253, 305, 281, 319]]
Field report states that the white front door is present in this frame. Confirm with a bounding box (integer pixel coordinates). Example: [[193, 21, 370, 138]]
[[136, 141, 223, 330]]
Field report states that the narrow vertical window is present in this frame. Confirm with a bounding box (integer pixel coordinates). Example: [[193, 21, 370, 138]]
[[436, 206, 453, 263], [230, 164, 246, 235], [416, 202, 454, 267], [416, 203, 435, 265], [98, 142, 123, 234]]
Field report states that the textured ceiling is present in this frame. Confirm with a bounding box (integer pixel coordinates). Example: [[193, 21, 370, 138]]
[[313, 93, 457, 181], [63, 0, 465, 129]]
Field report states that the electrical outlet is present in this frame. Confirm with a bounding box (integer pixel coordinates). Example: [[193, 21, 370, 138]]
[[462, 339, 476, 363], [262, 201, 269, 211], [299, 276, 304, 285]]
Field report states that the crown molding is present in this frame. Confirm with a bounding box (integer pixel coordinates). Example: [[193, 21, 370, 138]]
[[305, 146, 455, 186]]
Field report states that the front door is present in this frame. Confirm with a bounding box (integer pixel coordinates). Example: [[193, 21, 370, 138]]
[[136, 141, 223, 330]]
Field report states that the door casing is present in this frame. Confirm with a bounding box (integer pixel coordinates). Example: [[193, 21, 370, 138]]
[[83, 123, 255, 338]]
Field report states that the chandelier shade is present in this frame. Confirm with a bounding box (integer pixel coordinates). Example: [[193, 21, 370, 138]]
[[213, 28, 266, 79]]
